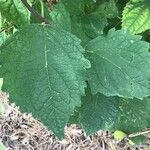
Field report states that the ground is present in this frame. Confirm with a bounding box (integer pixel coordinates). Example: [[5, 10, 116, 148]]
[[0, 92, 150, 150]]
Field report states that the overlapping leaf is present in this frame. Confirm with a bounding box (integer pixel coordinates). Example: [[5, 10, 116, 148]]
[[60, 0, 109, 45], [122, 0, 150, 34], [86, 29, 150, 99], [79, 90, 150, 136], [111, 97, 150, 134], [0, 24, 90, 138], [0, 0, 30, 27], [49, 2, 71, 31], [79, 87, 119, 135]]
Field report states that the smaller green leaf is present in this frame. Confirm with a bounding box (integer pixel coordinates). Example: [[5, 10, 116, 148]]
[[0, 142, 5, 150], [0, 0, 30, 27], [82, 12, 108, 39], [112, 97, 150, 134], [97, 0, 118, 18], [79, 87, 119, 135], [146, 146, 150, 150], [113, 130, 127, 140], [130, 0, 144, 2], [130, 135, 146, 145], [128, 140, 135, 145], [122, 0, 150, 34], [49, 2, 71, 31]]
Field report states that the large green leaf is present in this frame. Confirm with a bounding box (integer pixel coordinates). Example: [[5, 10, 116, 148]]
[[122, 0, 150, 34], [0, 0, 30, 27], [86, 29, 150, 99], [79, 87, 119, 135], [0, 24, 90, 138]]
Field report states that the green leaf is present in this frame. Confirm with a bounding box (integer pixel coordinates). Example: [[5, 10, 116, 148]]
[[0, 78, 3, 90], [0, 24, 90, 138], [61, 0, 108, 45], [112, 97, 150, 133], [0, 0, 30, 27], [130, 135, 146, 145], [79, 87, 119, 135], [122, 0, 150, 34], [79, 93, 150, 136], [0, 142, 5, 150], [113, 130, 127, 140], [62, 0, 85, 15], [97, 0, 118, 18], [0, 32, 7, 46], [49, 2, 71, 32], [82, 12, 108, 39], [0, 33, 7, 87], [86, 29, 150, 99], [68, 107, 80, 124]]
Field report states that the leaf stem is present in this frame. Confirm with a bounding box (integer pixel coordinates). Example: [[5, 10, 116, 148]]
[[21, 0, 50, 24], [40, 0, 44, 18], [128, 129, 150, 138]]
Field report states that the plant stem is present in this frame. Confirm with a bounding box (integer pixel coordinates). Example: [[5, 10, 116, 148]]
[[21, 0, 50, 24], [128, 129, 150, 138], [40, 0, 44, 18]]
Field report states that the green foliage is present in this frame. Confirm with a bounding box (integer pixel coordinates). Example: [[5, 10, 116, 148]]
[[0, 78, 3, 90], [122, 0, 150, 34], [111, 97, 150, 133], [49, 2, 71, 31], [0, 0, 30, 27], [86, 29, 150, 99], [113, 130, 127, 140], [79, 87, 119, 135], [0, 0, 150, 140], [0, 142, 5, 150], [0, 24, 90, 137], [0, 32, 7, 46]]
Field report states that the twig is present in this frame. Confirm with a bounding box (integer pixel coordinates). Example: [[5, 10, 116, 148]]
[[21, 0, 50, 24], [128, 129, 150, 138]]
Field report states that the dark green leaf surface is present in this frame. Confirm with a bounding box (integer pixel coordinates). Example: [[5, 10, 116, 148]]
[[0, 24, 90, 138], [112, 97, 150, 133], [49, 2, 71, 31], [79, 87, 119, 135], [86, 29, 150, 99], [0, 0, 30, 27], [79, 90, 150, 135], [61, 0, 108, 45], [0, 32, 7, 46]]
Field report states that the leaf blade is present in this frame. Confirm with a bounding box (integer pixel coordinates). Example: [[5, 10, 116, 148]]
[[0, 0, 30, 27], [86, 29, 150, 99], [0, 24, 90, 138], [122, 0, 150, 34]]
